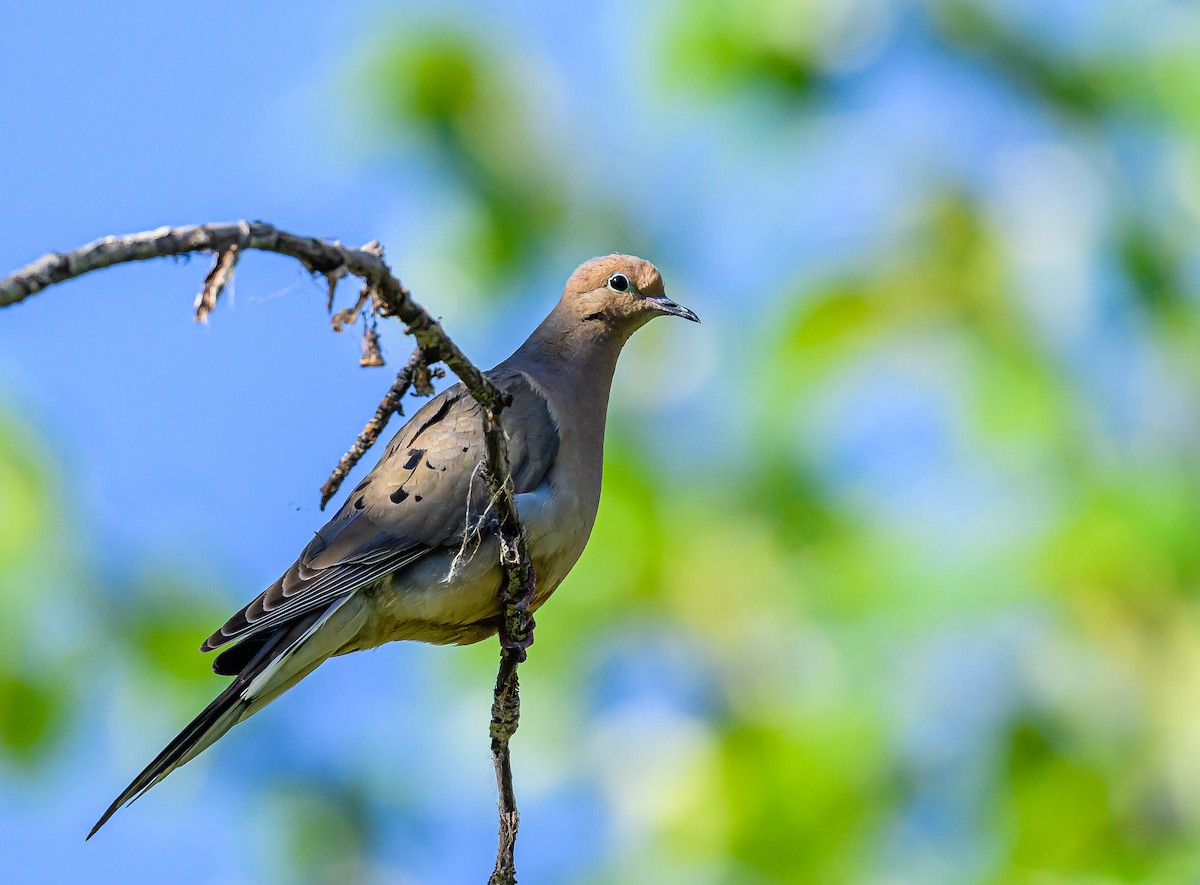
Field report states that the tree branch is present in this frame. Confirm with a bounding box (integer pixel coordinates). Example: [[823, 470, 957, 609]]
[[482, 402, 537, 885], [318, 348, 444, 509], [0, 220, 536, 881]]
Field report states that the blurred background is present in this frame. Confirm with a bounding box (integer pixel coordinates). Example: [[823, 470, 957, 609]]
[[2, 1, 1200, 882]]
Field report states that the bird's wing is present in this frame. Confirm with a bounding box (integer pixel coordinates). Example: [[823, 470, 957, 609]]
[[200, 369, 560, 654]]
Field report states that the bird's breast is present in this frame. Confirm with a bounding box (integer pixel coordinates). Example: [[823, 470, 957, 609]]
[[519, 478, 595, 600], [352, 475, 595, 650]]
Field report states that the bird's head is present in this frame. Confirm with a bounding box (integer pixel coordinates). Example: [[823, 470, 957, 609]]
[[562, 254, 699, 335]]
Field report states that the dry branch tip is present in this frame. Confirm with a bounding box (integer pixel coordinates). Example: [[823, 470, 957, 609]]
[[360, 322, 385, 368], [194, 247, 239, 323]]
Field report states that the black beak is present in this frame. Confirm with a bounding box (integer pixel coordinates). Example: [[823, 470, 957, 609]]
[[649, 295, 700, 323]]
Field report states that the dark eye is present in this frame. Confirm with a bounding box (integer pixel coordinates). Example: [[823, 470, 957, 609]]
[[607, 273, 630, 292]]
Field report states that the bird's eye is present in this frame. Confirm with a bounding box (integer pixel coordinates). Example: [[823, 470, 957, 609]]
[[607, 273, 630, 292]]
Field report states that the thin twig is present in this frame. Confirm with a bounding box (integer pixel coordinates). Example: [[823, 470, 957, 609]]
[[331, 285, 371, 333], [195, 246, 239, 322], [360, 321, 386, 368], [0, 220, 539, 881], [319, 348, 432, 508]]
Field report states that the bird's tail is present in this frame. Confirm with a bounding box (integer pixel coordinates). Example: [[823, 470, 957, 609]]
[[88, 593, 368, 839]]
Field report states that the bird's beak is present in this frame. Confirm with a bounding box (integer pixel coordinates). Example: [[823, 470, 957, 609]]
[[648, 295, 700, 323]]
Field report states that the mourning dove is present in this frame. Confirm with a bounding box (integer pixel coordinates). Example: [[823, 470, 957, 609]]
[[89, 254, 698, 836]]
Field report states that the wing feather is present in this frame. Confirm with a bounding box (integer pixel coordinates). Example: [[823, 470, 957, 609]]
[[201, 369, 559, 655]]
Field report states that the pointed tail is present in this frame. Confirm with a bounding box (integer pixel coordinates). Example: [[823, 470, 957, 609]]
[[88, 593, 367, 839]]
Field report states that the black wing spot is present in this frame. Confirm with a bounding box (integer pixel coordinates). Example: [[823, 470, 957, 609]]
[[426, 460, 437, 470], [403, 449, 426, 470], [414, 495, 423, 502], [390, 488, 409, 503], [407, 394, 460, 446], [462, 446, 469, 452], [354, 496, 366, 510], [353, 478, 371, 493]]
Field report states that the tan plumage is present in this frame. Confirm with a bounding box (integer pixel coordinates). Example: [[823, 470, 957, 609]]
[[89, 255, 698, 837]]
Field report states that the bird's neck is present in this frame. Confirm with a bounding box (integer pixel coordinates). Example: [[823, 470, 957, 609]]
[[499, 303, 628, 457]]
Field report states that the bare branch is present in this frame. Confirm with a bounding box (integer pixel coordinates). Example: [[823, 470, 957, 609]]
[[324, 267, 346, 312], [319, 348, 436, 508], [489, 652, 522, 885], [0, 221, 509, 414], [481, 400, 538, 885], [1, 220, 538, 881], [195, 247, 239, 323]]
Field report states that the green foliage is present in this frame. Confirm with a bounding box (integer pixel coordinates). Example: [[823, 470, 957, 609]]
[[0, 419, 50, 570], [259, 780, 374, 885], [0, 671, 69, 762], [368, 26, 568, 282], [719, 715, 891, 883], [665, 0, 823, 101], [0, 419, 69, 764]]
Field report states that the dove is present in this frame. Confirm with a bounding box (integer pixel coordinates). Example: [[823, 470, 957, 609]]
[[89, 254, 698, 837]]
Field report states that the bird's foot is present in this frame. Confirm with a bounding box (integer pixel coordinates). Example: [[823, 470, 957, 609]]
[[499, 611, 536, 663]]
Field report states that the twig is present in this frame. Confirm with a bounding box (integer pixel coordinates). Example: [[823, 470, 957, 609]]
[[0, 220, 538, 881], [359, 321, 386, 368], [331, 285, 371, 333], [195, 246, 240, 322], [318, 348, 439, 508]]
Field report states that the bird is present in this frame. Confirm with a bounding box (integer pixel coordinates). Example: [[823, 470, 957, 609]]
[[88, 254, 699, 837]]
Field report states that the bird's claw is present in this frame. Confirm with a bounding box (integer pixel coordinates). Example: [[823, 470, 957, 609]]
[[499, 613, 536, 662]]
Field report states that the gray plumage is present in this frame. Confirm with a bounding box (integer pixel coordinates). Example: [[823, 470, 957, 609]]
[[89, 255, 698, 838]]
